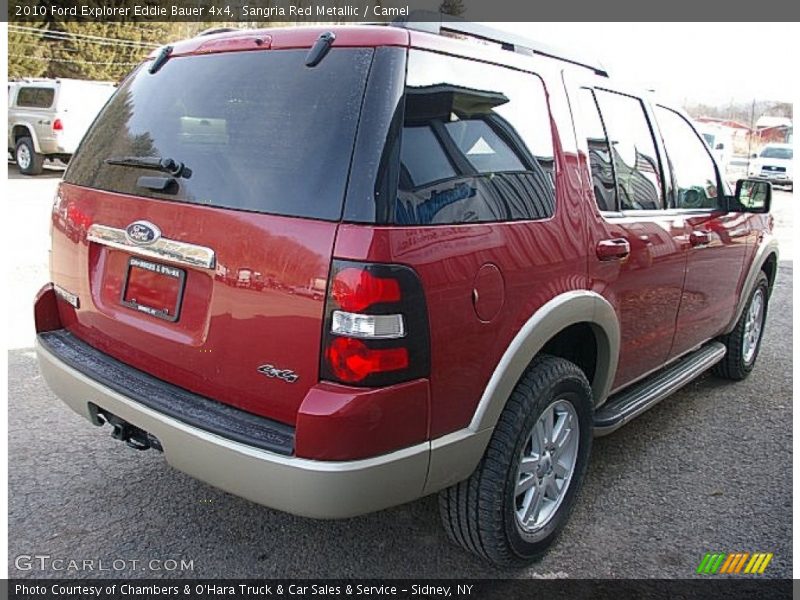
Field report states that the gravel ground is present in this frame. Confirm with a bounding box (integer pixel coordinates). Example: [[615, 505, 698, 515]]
[[6, 165, 793, 579]]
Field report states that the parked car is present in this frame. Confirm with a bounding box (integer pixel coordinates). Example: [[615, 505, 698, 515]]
[[748, 143, 793, 190], [34, 20, 778, 567], [8, 78, 115, 175], [697, 123, 732, 171]]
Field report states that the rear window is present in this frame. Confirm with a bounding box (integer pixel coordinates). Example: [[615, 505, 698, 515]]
[[65, 48, 373, 221], [394, 50, 556, 226], [760, 146, 792, 160], [16, 87, 55, 108]]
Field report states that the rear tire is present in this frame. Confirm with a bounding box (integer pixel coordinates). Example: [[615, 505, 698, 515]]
[[15, 137, 44, 176], [713, 271, 769, 380], [439, 355, 593, 567]]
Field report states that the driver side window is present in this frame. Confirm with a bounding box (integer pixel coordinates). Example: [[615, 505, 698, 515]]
[[655, 106, 720, 209]]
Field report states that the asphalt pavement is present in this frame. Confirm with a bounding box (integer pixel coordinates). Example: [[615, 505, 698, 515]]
[[6, 165, 794, 578]]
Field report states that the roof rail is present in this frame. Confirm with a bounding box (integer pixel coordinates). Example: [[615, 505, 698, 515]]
[[390, 11, 608, 77]]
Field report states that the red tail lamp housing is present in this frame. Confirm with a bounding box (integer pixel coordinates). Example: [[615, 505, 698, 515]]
[[331, 267, 401, 313], [321, 260, 430, 386], [52, 118, 63, 131]]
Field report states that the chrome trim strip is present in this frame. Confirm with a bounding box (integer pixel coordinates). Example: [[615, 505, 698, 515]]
[[87, 224, 216, 270]]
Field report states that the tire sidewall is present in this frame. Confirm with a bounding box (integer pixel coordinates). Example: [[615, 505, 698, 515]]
[[503, 372, 593, 559], [16, 138, 38, 175], [739, 275, 769, 372]]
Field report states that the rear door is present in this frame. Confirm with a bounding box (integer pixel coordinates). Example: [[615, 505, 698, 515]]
[[569, 82, 689, 390], [53, 46, 375, 425]]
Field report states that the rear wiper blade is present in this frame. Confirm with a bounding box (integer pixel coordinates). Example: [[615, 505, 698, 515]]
[[149, 45, 173, 74], [104, 156, 191, 178]]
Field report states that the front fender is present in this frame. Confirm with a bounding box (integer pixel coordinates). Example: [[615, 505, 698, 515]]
[[724, 234, 779, 334]]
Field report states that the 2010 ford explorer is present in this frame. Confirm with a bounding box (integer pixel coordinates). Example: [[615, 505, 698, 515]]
[[34, 20, 778, 566]]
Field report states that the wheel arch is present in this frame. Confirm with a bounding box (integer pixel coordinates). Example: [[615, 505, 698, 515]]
[[724, 234, 779, 334], [11, 123, 40, 153], [424, 290, 620, 496], [469, 290, 620, 433]]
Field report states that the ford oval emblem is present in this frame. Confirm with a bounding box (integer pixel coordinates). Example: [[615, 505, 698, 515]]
[[125, 221, 161, 246]]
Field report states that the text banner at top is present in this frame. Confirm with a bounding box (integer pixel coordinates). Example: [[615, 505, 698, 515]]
[[7, 0, 800, 22]]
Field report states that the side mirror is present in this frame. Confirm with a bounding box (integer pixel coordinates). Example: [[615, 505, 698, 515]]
[[715, 143, 724, 150], [734, 178, 771, 213], [751, 153, 759, 159]]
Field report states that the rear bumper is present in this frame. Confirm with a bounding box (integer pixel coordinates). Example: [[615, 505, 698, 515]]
[[36, 335, 433, 518]]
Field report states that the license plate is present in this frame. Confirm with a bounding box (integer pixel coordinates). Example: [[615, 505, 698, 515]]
[[121, 257, 186, 322]]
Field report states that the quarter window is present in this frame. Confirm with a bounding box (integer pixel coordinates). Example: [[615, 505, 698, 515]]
[[655, 106, 720, 209], [395, 50, 556, 225], [594, 90, 663, 211]]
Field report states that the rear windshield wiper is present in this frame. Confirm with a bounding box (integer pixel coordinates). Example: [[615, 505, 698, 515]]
[[104, 156, 192, 179]]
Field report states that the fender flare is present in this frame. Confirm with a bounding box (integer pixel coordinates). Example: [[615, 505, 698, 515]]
[[469, 290, 620, 432], [10, 122, 40, 153], [724, 234, 779, 334], [423, 290, 620, 495]]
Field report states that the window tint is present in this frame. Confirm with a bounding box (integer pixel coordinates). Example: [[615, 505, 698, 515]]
[[655, 107, 720, 209], [400, 126, 456, 187], [395, 50, 556, 225], [16, 87, 55, 108], [760, 146, 792, 159], [594, 90, 663, 210], [576, 88, 616, 212], [65, 49, 373, 221]]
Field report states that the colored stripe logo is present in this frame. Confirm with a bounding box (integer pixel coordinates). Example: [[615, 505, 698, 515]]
[[697, 552, 773, 575]]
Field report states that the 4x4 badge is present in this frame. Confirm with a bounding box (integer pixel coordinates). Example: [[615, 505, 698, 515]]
[[257, 364, 299, 384]]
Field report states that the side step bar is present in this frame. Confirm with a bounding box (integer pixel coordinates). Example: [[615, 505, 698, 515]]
[[594, 342, 726, 436]]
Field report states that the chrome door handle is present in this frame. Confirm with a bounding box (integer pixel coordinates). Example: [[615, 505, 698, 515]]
[[690, 230, 712, 248], [596, 238, 631, 261]]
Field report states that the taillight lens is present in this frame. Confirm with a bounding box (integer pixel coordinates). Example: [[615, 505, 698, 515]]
[[52, 118, 63, 131], [321, 260, 430, 386], [332, 268, 401, 313]]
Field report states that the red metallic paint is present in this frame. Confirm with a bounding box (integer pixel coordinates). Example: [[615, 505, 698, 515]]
[[34, 284, 62, 333], [52, 183, 337, 427], [295, 379, 430, 460], [671, 211, 753, 357], [44, 24, 769, 462]]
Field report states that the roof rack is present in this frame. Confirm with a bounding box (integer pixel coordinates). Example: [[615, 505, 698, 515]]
[[390, 12, 608, 77]]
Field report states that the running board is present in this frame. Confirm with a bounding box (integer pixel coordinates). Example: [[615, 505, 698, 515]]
[[593, 342, 726, 436]]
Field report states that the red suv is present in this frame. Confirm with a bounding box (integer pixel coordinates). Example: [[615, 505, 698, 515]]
[[34, 20, 778, 566]]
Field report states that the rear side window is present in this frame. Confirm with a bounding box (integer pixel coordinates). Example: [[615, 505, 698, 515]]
[[65, 49, 373, 221], [395, 50, 556, 225], [594, 90, 663, 211], [16, 87, 55, 108]]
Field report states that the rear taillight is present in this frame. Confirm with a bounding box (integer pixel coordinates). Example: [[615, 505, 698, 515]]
[[52, 118, 63, 132], [321, 260, 430, 386]]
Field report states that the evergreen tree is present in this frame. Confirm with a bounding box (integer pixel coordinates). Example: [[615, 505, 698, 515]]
[[439, 0, 465, 16], [8, 26, 49, 78]]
